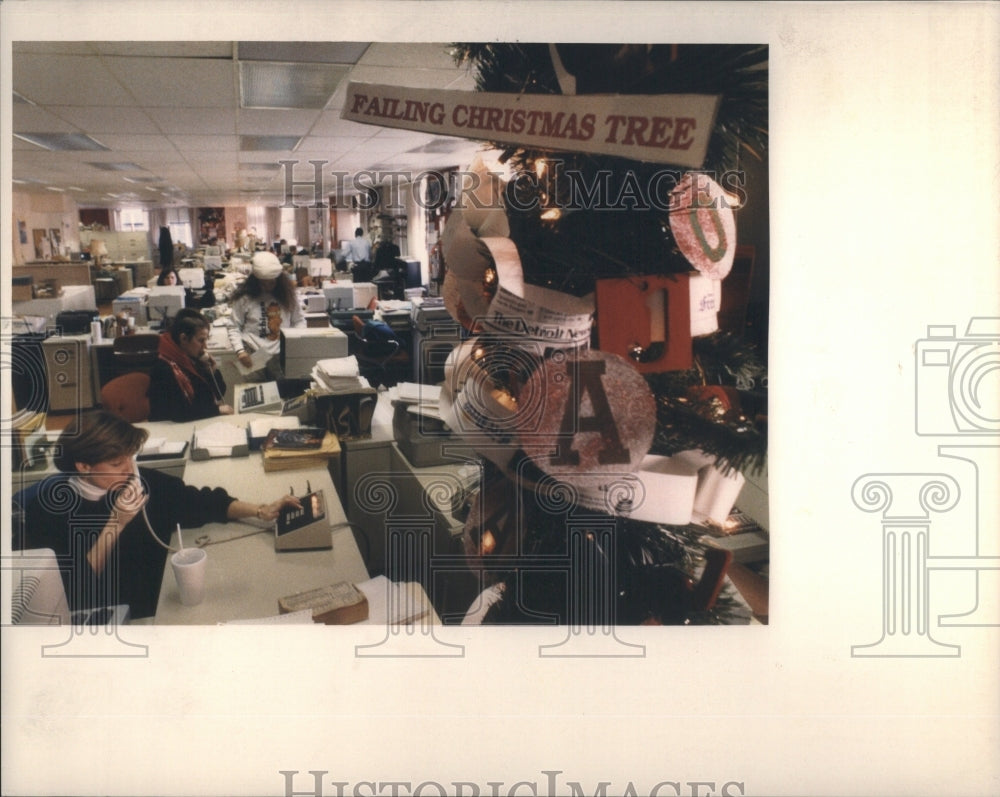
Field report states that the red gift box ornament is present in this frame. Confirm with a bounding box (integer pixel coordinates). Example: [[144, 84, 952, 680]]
[[595, 273, 693, 373]]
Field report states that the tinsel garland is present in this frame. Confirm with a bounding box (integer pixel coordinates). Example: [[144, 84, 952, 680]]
[[646, 332, 768, 476], [481, 494, 751, 625]]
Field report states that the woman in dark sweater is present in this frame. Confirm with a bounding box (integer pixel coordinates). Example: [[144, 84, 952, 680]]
[[148, 309, 233, 422], [21, 411, 300, 618]]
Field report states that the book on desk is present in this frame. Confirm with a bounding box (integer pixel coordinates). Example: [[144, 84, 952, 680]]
[[262, 429, 340, 472]]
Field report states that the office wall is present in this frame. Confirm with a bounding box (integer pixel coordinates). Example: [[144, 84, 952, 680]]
[[11, 190, 80, 264]]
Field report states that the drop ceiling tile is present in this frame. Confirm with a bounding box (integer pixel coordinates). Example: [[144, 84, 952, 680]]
[[96, 42, 234, 59], [237, 109, 321, 136], [358, 43, 456, 70], [145, 107, 237, 134], [13, 42, 100, 56], [108, 57, 237, 108], [170, 134, 241, 152], [46, 106, 161, 135], [12, 104, 80, 133], [291, 136, 354, 154], [13, 54, 134, 106], [88, 134, 177, 151], [238, 41, 369, 65], [347, 63, 477, 91], [309, 112, 379, 137]]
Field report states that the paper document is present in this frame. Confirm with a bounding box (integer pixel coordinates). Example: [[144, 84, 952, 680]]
[[397, 382, 441, 405], [247, 416, 300, 439], [193, 422, 248, 455], [235, 347, 272, 375], [357, 576, 430, 625], [316, 355, 360, 379]]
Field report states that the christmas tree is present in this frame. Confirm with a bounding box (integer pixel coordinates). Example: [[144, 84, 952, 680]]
[[438, 43, 769, 624]]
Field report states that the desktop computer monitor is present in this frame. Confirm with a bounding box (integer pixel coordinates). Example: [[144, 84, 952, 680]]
[[308, 258, 332, 278], [147, 286, 186, 328], [177, 267, 205, 289], [280, 327, 348, 379], [204, 245, 221, 257], [402, 258, 422, 288]]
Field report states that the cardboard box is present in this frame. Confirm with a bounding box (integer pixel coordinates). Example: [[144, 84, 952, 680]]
[[12, 275, 34, 302], [34, 278, 63, 299]]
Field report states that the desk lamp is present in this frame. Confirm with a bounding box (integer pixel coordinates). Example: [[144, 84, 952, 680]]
[[89, 239, 108, 268]]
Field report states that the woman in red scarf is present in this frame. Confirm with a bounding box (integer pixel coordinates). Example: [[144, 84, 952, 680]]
[[148, 309, 233, 422]]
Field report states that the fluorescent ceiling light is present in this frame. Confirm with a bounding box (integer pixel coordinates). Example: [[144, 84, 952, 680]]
[[239, 162, 282, 170], [87, 161, 146, 171], [237, 42, 368, 65], [240, 135, 302, 151], [123, 175, 164, 183], [15, 132, 110, 151], [239, 61, 348, 109], [406, 138, 469, 154]]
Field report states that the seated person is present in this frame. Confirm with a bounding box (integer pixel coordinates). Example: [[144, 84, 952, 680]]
[[19, 410, 301, 619], [149, 309, 233, 421], [157, 267, 216, 308], [294, 267, 315, 288]]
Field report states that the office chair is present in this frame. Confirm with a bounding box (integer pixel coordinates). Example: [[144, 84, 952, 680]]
[[100, 372, 151, 422], [350, 315, 410, 388], [112, 333, 160, 370]]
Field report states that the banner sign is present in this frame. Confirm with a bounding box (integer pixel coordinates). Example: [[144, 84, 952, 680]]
[[342, 82, 721, 168]]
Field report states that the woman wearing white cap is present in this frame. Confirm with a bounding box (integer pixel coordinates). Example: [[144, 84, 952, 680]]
[[226, 251, 305, 380]]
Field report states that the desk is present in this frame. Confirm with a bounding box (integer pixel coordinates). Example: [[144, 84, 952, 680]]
[[134, 416, 369, 624], [337, 390, 482, 570], [337, 390, 396, 573], [13, 284, 97, 328]]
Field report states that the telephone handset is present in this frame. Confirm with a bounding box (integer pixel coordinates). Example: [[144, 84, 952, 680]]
[[130, 458, 148, 497]]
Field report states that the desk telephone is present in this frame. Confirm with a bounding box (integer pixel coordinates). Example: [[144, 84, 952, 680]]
[[238, 381, 283, 413], [275, 487, 332, 551]]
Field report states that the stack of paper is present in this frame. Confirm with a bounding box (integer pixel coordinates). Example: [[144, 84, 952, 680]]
[[395, 382, 441, 406], [246, 416, 300, 450], [311, 355, 371, 393]]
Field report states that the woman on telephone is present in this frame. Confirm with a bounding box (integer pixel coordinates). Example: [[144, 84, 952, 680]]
[[149, 308, 233, 421], [18, 411, 302, 619]]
